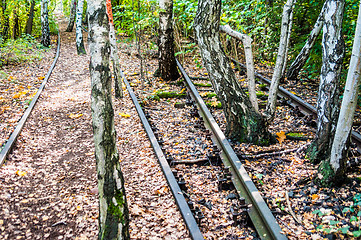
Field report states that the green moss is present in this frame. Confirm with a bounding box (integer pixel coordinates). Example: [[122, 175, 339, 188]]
[[287, 132, 306, 137], [155, 91, 186, 98], [108, 191, 125, 220], [194, 82, 212, 87], [205, 101, 222, 109], [258, 83, 268, 90], [317, 161, 335, 187]]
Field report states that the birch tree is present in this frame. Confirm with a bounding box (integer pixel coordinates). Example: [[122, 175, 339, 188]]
[[158, 0, 180, 81], [88, 0, 129, 238], [219, 24, 258, 112], [66, 0, 77, 32], [320, 2, 361, 186], [287, 0, 328, 81], [76, 0, 86, 54], [41, 0, 50, 47], [194, 0, 272, 145], [106, 0, 123, 98], [308, 0, 345, 163], [265, 0, 296, 121]]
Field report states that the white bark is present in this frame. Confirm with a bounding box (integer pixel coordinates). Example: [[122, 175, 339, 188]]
[[220, 24, 258, 112], [281, 8, 294, 78], [106, 0, 123, 98], [41, 0, 50, 47], [265, 0, 296, 120], [330, 3, 361, 172], [287, 0, 328, 80], [76, 0, 86, 54], [88, 0, 129, 238]]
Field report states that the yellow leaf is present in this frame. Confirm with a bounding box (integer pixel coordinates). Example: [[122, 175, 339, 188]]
[[311, 194, 319, 200], [211, 101, 218, 107], [276, 131, 286, 144], [16, 170, 27, 177], [12, 90, 29, 99], [119, 112, 131, 118], [179, 88, 186, 94], [76, 206, 82, 211], [290, 91, 297, 95], [69, 113, 83, 119], [38, 76, 45, 80]]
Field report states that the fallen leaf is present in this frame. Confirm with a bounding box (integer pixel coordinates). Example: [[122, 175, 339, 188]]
[[16, 170, 27, 177], [69, 113, 83, 119], [38, 76, 45, 80], [276, 131, 286, 144], [119, 112, 131, 118]]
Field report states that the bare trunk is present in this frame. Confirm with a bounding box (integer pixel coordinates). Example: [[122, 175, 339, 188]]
[[41, 0, 51, 47], [308, 0, 345, 164], [287, 0, 328, 81], [106, 0, 123, 98], [281, 8, 294, 80], [88, 0, 130, 238], [265, 0, 296, 121], [66, 0, 77, 32], [25, 0, 36, 35], [1, 0, 9, 41], [76, 0, 86, 54], [195, 0, 272, 145], [322, 2, 361, 186], [219, 24, 258, 112], [13, 9, 19, 39], [158, 0, 180, 81]]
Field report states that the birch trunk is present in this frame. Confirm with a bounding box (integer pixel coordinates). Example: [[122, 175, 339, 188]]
[[195, 0, 272, 145], [158, 0, 180, 81], [281, 8, 294, 80], [25, 0, 35, 35], [88, 0, 130, 238], [287, 0, 328, 81], [265, 0, 296, 121], [66, 0, 77, 32], [106, 0, 123, 98], [308, 0, 345, 164], [76, 0, 86, 55], [322, 2, 361, 186], [219, 24, 258, 112], [41, 0, 50, 47]]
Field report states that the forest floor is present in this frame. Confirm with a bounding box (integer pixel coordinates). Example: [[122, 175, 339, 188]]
[[0, 15, 189, 239], [1, 12, 361, 240]]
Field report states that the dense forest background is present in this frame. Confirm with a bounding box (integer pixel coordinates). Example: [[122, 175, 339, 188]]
[[1, 0, 359, 82]]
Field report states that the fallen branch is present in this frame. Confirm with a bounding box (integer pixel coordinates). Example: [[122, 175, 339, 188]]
[[285, 191, 302, 224], [241, 142, 311, 159]]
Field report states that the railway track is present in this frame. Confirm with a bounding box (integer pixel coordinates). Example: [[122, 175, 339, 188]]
[[0, 32, 61, 167], [123, 59, 288, 239], [230, 58, 361, 153]]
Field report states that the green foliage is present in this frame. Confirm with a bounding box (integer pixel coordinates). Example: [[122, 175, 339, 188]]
[[0, 34, 44, 67]]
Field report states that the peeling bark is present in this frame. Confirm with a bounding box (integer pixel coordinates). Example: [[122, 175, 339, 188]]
[[66, 0, 77, 32], [76, 0, 86, 55], [308, 0, 345, 164], [106, 0, 123, 98], [41, 0, 51, 47], [265, 0, 296, 121], [195, 0, 272, 145], [287, 0, 328, 81], [219, 24, 258, 112], [158, 0, 180, 81], [88, 0, 130, 238], [322, 2, 361, 186]]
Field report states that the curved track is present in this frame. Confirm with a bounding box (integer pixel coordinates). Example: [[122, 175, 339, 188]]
[[231, 58, 361, 153]]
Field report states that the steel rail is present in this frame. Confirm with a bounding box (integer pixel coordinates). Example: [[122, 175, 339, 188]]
[[177, 59, 287, 240], [121, 71, 204, 240], [0, 32, 61, 167], [231, 58, 361, 153]]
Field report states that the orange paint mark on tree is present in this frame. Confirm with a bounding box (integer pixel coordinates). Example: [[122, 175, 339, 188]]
[[106, 0, 114, 25]]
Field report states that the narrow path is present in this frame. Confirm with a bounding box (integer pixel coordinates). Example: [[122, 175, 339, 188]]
[[0, 17, 189, 239], [0, 19, 97, 239]]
